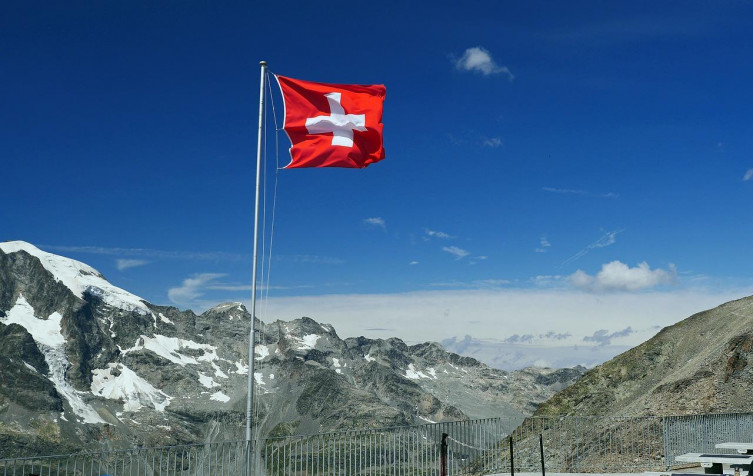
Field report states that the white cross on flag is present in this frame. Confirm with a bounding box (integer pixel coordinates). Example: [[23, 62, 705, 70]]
[[275, 75, 386, 168]]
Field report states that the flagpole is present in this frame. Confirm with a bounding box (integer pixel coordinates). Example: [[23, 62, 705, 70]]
[[246, 60, 267, 443]]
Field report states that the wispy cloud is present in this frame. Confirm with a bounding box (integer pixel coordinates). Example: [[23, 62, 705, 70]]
[[363, 217, 386, 230], [274, 255, 345, 265], [504, 331, 573, 344], [409, 261, 419, 265], [431, 278, 511, 288], [543, 187, 588, 195], [482, 137, 503, 148], [455, 46, 514, 80], [442, 246, 470, 260], [535, 236, 551, 253], [469, 255, 488, 265], [116, 259, 149, 271], [168, 273, 226, 307], [425, 228, 455, 240], [41, 245, 246, 262], [583, 327, 634, 346], [263, 286, 753, 361], [542, 187, 619, 199], [562, 229, 622, 266], [532, 275, 564, 286], [743, 169, 753, 181], [568, 261, 677, 292], [206, 283, 315, 292]]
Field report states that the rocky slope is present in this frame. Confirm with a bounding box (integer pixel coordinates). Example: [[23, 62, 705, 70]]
[[0, 241, 584, 457], [535, 294, 753, 417]]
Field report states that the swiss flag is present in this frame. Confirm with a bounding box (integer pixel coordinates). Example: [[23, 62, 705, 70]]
[[275, 75, 386, 169]]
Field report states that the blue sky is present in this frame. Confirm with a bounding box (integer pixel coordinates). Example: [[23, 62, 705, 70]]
[[4, 1, 753, 367]]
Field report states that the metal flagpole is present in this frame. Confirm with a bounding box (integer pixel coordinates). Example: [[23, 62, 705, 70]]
[[246, 60, 267, 443]]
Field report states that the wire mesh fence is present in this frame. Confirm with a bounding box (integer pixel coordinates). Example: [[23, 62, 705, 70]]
[[260, 417, 518, 475], [2, 413, 753, 475], [0, 441, 254, 476], [663, 413, 753, 468]]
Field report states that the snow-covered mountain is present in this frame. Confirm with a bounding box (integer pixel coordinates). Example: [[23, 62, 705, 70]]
[[0, 241, 584, 457]]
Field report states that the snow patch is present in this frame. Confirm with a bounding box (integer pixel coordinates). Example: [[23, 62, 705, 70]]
[[210, 391, 230, 403], [122, 334, 218, 367], [332, 358, 341, 368], [3, 295, 105, 423], [91, 363, 172, 412], [254, 372, 265, 385], [158, 313, 173, 324], [211, 362, 228, 379], [404, 363, 430, 380], [23, 362, 39, 373], [234, 361, 248, 375], [364, 353, 375, 362], [3, 296, 65, 348], [198, 372, 218, 389], [255, 345, 270, 359], [297, 334, 320, 350], [427, 368, 437, 379]]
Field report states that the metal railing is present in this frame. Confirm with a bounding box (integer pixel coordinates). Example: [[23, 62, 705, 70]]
[[664, 413, 753, 467], [260, 417, 519, 475], [0, 440, 253, 476], [3, 413, 753, 475]]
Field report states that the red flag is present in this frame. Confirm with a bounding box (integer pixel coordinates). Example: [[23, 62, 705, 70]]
[[275, 75, 385, 169]]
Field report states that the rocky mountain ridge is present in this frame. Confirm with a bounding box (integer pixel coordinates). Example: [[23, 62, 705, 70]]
[[0, 241, 585, 457]]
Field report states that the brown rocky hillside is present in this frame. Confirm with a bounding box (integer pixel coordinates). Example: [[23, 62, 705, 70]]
[[535, 294, 753, 416]]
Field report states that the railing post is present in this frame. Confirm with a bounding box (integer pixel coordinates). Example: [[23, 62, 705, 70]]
[[510, 435, 515, 476], [440, 433, 448, 476], [540, 433, 546, 476]]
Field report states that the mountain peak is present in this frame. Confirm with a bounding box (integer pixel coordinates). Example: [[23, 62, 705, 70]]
[[0, 241, 150, 315], [206, 302, 247, 314]]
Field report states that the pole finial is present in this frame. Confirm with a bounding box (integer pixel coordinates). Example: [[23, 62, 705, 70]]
[[260, 60, 267, 66]]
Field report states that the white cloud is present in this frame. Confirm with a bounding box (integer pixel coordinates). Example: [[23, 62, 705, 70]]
[[425, 228, 454, 240], [116, 259, 148, 271], [42, 245, 245, 262], [442, 246, 470, 260], [562, 229, 622, 265], [431, 278, 510, 288], [455, 47, 514, 80], [409, 261, 419, 265], [469, 255, 488, 265], [260, 286, 753, 363], [568, 261, 677, 292], [542, 187, 619, 199], [542, 187, 587, 195], [743, 169, 753, 181], [583, 327, 634, 346], [363, 217, 386, 230], [482, 137, 503, 148], [532, 275, 563, 286], [536, 236, 551, 253], [274, 255, 345, 265], [168, 273, 226, 307]]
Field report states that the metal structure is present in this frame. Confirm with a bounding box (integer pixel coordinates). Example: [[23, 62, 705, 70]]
[[3, 413, 753, 475]]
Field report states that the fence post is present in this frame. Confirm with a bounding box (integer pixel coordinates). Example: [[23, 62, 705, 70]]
[[510, 435, 515, 476], [540, 433, 545, 476], [440, 433, 448, 476]]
